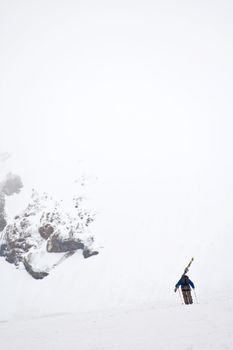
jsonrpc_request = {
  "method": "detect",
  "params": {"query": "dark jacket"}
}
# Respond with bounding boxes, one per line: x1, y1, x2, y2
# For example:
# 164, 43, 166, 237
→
175, 275, 195, 290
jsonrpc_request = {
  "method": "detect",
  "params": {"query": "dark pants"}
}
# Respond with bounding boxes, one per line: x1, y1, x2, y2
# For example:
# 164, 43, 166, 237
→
181, 287, 193, 304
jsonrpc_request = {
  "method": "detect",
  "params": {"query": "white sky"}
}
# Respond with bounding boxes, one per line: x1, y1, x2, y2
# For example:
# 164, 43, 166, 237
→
1, 0, 233, 296
1, 0, 232, 163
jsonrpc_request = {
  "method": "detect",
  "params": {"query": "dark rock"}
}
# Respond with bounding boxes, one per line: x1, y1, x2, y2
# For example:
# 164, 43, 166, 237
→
39, 224, 54, 240
23, 258, 49, 280
10, 239, 33, 252
5, 248, 23, 265
20, 219, 30, 230
1, 236, 34, 265
0, 215, 7, 232
83, 249, 99, 259
47, 235, 85, 253
0, 244, 7, 257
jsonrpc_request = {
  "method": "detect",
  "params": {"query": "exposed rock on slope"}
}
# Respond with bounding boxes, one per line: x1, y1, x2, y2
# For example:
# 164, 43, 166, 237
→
0, 189, 98, 279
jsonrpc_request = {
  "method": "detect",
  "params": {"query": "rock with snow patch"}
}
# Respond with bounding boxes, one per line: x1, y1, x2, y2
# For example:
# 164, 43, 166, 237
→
23, 257, 49, 280
0, 189, 98, 279
47, 235, 85, 253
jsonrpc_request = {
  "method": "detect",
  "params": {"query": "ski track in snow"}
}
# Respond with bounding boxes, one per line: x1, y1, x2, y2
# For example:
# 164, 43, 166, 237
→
0, 294, 233, 350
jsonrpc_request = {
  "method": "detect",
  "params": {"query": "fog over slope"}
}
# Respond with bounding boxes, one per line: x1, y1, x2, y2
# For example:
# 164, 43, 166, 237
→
1, 0, 233, 321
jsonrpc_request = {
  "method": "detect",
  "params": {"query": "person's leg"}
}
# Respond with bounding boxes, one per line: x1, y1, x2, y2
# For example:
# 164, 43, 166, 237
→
182, 290, 189, 304
187, 290, 193, 304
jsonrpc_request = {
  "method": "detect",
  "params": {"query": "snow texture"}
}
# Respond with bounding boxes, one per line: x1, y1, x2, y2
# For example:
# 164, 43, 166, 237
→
0, 255, 233, 350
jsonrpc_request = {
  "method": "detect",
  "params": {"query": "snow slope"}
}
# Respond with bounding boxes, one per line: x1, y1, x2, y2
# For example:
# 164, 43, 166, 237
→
1, 156, 233, 348
1, 155, 233, 319
0, 291, 233, 350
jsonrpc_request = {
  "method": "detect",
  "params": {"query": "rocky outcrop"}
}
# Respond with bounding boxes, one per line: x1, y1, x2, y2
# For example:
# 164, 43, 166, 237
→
46, 235, 99, 258
0, 190, 99, 279
47, 235, 85, 253
0, 222, 35, 265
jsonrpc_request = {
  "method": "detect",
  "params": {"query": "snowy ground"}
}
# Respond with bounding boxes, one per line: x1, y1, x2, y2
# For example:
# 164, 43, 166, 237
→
1, 291, 233, 350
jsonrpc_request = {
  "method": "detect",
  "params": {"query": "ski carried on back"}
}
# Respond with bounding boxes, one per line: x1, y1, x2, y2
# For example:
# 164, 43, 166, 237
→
183, 257, 194, 276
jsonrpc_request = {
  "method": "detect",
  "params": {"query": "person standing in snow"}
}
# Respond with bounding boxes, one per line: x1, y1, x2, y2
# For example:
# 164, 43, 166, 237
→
174, 275, 195, 304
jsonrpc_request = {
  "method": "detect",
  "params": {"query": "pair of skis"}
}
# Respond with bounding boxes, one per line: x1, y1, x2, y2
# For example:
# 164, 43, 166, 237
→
183, 257, 194, 276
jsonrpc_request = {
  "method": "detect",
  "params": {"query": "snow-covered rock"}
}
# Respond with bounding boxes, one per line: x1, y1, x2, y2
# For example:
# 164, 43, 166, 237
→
0, 188, 98, 279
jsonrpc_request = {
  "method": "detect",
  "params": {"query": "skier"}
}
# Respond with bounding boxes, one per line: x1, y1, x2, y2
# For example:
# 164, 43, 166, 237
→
174, 275, 195, 304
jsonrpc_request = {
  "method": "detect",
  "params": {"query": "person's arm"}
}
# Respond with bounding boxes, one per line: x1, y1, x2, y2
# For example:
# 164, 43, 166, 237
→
174, 279, 181, 292
189, 279, 195, 289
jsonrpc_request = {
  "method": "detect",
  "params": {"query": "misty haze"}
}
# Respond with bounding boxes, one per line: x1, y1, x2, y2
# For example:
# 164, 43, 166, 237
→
1, 0, 233, 349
